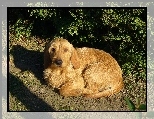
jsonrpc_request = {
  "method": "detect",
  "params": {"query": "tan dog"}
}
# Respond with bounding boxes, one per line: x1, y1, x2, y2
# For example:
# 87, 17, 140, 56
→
43, 38, 123, 98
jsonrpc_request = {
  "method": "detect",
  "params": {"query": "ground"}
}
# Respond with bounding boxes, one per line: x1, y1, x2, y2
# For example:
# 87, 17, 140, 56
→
8, 34, 146, 111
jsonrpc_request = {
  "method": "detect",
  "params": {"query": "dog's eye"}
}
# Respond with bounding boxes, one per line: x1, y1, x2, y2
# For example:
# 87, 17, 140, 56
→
64, 48, 68, 52
51, 48, 56, 52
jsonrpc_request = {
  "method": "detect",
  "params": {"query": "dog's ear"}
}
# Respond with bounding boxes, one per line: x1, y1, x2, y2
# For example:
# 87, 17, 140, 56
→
44, 43, 52, 69
71, 48, 80, 69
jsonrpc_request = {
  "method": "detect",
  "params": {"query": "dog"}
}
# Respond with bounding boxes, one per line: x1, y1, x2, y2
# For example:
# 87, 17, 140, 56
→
43, 38, 123, 98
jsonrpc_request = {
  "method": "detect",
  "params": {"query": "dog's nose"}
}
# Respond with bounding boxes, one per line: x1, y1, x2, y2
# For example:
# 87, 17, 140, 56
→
55, 59, 63, 66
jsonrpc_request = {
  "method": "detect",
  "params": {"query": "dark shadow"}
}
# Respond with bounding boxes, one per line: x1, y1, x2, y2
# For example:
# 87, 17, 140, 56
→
8, 73, 54, 111
31, 19, 56, 39
10, 45, 45, 85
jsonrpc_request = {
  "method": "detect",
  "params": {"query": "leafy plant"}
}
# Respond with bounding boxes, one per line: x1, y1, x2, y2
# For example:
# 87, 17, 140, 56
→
9, 18, 33, 39
125, 97, 146, 111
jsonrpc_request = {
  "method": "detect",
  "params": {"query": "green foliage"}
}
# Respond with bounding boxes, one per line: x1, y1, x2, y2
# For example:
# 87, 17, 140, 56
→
29, 9, 56, 20
125, 97, 136, 111
9, 18, 33, 39
124, 97, 146, 111
8, 8, 146, 83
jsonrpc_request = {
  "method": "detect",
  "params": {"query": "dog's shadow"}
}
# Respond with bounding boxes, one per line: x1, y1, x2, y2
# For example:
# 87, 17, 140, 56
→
10, 45, 45, 84
9, 73, 54, 111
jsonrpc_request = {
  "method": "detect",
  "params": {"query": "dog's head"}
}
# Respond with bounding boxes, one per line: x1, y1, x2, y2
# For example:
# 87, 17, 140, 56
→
44, 38, 80, 69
